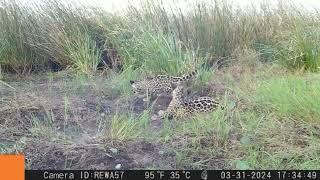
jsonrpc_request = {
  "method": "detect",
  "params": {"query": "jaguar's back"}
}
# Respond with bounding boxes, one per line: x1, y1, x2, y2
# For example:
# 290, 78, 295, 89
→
160, 82, 220, 119
130, 70, 197, 99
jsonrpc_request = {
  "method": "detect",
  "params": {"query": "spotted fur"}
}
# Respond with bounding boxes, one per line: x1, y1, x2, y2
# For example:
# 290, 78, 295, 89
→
160, 82, 219, 119
130, 70, 197, 100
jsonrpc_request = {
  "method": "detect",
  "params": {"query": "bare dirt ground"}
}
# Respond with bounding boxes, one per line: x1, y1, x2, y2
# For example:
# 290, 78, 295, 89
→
0, 72, 231, 170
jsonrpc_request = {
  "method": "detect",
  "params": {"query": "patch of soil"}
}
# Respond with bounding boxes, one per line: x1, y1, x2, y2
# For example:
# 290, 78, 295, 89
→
124, 141, 176, 169
131, 94, 172, 116
25, 139, 175, 170
131, 97, 146, 115
152, 95, 172, 114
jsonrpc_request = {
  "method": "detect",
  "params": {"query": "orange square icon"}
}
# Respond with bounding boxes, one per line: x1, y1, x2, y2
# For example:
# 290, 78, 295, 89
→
0, 154, 25, 180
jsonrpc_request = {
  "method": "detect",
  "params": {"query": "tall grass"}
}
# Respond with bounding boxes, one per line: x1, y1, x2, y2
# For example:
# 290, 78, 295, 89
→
125, 1, 278, 56
0, 0, 43, 73
106, 26, 197, 74
119, 0, 320, 71
0, 0, 107, 75
64, 31, 101, 75
276, 25, 320, 71
1, 0, 320, 74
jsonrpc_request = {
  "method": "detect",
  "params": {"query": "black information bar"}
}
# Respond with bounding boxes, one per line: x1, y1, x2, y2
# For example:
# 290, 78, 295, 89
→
25, 170, 320, 180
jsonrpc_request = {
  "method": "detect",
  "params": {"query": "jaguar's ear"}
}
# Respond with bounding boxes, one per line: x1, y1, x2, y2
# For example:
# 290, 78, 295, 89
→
129, 80, 135, 84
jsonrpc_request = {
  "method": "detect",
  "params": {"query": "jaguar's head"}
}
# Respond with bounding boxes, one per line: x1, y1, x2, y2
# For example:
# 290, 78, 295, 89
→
130, 80, 146, 97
